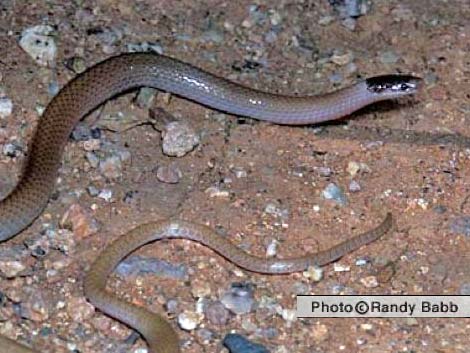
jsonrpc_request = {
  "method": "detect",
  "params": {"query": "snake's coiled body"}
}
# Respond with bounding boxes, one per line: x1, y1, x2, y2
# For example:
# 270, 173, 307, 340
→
0, 52, 419, 353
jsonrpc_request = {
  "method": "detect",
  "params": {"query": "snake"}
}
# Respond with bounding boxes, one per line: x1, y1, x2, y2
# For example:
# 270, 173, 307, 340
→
0, 52, 420, 353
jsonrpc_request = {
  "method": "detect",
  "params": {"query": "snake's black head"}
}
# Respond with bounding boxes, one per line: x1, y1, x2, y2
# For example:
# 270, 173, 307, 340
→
366, 75, 422, 97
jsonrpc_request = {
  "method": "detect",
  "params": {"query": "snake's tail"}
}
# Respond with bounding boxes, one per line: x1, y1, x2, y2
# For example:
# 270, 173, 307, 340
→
84, 213, 393, 353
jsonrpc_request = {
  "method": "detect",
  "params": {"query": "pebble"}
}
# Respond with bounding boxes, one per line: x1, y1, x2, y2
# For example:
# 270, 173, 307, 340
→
97, 189, 113, 202
60, 204, 99, 239
0, 96, 13, 118
196, 328, 214, 344
265, 240, 278, 257
191, 279, 212, 298
281, 308, 296, 324
349, 180, 361, 192
347, 161, 370, 177
135, 87, 158, 109
223, 333, 270, 353
3, 142, 22, 157
449, 216, 470, 237
205, 186, 230, 198
221, 283, 255, 314
127, 41, 163, 55
315, 166, 332, 177
19, 25, 57, 66
177, 310, 203, 331
83, 138, 101, 151
204, 301, 230, 325
264, 203, 289, 220
115, 255, 187, 280
341, 18, 357, 31
48, 80, 59, 96
65, 56, 87, 74
162, 121, 200, 157
0, 261, 26, 278
66, 297, 95, 322
322, 183, 348, 206
333, 263, 351, 272
71, 123, 98, 141
87, 185, 100, 197
86, 152, 99, 168
360, 275, 379, 288
99, 156, 122, 180
156, 165, 182, 184
302, 265, 323, 282
330, 51, 354, 66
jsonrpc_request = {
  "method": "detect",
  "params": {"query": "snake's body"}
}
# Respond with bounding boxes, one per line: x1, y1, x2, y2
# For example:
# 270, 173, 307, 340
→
0, 53, 419, 353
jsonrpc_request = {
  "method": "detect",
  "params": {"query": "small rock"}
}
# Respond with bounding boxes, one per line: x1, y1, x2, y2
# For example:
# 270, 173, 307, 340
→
48, 80, 59, 96
3, 142, 22, 157
302, 265, 323, 282
99, 156, 122, 180
87, 185, 100, 197
19, 25, 57, 67
360, 276, 379, 288
191, 279, 212, 298
83, 138, 101, 151
135, 87, 158, 109
65, 56, 87, 74
347, 161, 370, 177
156, 165, 182, 184
223, 333, 270, 353
280, 308, 296, 323
265, 240, 278, 257
71, 123, 94, 141
0, 261, 26, 278
98, 189, 113, 202
162, 121, 200, 157
86, 152, 99, 168
322, 183, 348, 206
177, 310, 203, 331
341, 18, 357, 31
333, 263, 351, 272
349, 180, 361, 192
127, 41, 163, 55
60, 204, 98, 239
67, 297, 95, 322
204, 301, 230, 325
205, 186, 230, 198
221, 283, 255, 315
405, 317, 419, 326
330, 51, 353, 66
0, 96, 13, 118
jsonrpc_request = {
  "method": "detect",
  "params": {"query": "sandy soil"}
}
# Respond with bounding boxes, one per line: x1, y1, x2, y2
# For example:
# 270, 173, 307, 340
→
0, 0, 469, 352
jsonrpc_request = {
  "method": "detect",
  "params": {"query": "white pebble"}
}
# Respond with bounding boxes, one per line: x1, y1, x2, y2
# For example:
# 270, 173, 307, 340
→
0, 97, 13, 118
177, 310, 203, 331
19, 25, 57, 66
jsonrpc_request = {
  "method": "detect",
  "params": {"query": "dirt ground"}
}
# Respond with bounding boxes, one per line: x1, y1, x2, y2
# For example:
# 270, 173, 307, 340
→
0, 0, 469, 352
